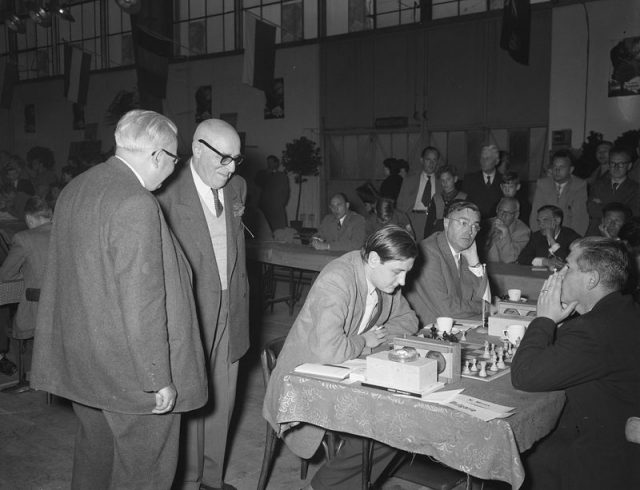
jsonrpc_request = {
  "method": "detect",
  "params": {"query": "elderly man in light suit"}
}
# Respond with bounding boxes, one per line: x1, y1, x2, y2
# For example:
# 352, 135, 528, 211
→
158, 119, 249, 490
31, 110, 207, 490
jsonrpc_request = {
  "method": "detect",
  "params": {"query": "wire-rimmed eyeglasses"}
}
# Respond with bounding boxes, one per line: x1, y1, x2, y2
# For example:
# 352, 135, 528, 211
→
198, 139, 244, 166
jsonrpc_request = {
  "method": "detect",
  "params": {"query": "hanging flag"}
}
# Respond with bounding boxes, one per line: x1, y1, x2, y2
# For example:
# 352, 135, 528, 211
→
0, 58, 18, 109
64, 45, 91, 105
242, 13, 276, 92
500, 0, 531, 66
131, 0, 172, 106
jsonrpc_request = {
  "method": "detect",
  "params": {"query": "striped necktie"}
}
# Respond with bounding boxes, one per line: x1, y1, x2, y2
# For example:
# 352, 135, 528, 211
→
211, 188, 223, 217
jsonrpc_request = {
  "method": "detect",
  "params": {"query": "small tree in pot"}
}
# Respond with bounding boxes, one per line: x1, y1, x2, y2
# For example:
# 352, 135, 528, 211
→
281, 136, 322, 229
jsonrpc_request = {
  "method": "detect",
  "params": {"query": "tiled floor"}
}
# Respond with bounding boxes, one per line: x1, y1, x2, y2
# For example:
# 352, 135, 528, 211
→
0, 289, 494, 490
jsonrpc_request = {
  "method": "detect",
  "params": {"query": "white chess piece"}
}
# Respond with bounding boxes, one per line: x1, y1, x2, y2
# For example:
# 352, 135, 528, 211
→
461, 330, 467, 342
483, 343, 490, 359
470, 358, 478, 372
463, 360, 471, 374
490, 360, 498, 372
497, 352, 506, 369
479, 361, 488, 377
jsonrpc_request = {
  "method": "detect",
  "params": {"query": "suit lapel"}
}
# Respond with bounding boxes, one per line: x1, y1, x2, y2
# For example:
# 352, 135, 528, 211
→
223, 182, 238, 280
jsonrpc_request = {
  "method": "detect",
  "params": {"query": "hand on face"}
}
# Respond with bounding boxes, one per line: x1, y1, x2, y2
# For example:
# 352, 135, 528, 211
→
536, 272, 578, 324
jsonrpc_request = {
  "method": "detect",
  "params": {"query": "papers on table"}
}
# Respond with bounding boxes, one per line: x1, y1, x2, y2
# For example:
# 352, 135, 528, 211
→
444, 394, 515, 421
293, 363, 351, 380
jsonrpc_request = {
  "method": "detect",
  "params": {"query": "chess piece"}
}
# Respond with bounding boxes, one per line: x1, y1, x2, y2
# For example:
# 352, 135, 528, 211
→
479, 361, 487, 377
483, 342, 490, 359
461, 330, 467, 342
470, 358, 478, 372
463, 360, 470, 374
490, 360, 498, 372
497, 352, 506, 369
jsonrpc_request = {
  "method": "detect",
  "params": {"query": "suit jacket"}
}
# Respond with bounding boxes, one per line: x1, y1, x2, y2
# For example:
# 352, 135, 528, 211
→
483, 218, 530, 264
405, 232, 487, 326
511, 292, 640, 489
461, 171, 503, 219
157, 163, 250, 363
31, 157, 207, 413
0, 222, 51, 339
530, 176, 589, 235
380, 174, 403, 201
396, 171, 442, 235
517, 227, 581, 265
587, 176, 640, 235
317, 210, 365, 251
262, 251, 418, 458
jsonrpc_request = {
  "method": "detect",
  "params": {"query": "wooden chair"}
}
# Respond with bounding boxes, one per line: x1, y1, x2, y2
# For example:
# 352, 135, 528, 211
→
257, 336, 338, 490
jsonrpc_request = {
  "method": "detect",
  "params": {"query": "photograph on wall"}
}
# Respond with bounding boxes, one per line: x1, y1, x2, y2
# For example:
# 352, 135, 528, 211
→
608, 35, 640, 97
195, 85, 212, 123
24, 104, 35, 133
264, 77, 284, 119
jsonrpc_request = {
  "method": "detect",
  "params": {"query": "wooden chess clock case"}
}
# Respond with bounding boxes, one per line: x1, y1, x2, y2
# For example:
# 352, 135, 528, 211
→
488, 299, 537, 337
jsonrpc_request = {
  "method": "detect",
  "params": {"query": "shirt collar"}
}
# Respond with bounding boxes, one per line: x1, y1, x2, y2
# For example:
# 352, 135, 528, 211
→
115, 155, 145, 187
191, 160, 224, 200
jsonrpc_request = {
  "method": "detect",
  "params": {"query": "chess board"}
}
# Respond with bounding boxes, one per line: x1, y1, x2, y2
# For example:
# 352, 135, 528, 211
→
460, 341, 513, 382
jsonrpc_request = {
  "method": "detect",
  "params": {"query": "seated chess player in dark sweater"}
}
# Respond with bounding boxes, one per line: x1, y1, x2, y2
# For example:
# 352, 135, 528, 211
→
312, 192, 365, 251
517, 205, 581, 269
511, 237, 640, 490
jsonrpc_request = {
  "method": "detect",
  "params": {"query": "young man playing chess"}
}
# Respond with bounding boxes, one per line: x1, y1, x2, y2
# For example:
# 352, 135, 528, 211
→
263, 225, 419, 489
511, 237, 640, 490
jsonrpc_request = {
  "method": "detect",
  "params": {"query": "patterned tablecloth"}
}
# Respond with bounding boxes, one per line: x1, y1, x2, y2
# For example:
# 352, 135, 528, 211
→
276, 371, 565, 488
0, 280, 24, 306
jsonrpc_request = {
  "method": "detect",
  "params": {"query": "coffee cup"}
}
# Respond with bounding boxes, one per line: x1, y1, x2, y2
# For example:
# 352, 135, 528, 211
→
436, 317, 454, 334
503, 324, 525, 345
507, 289, 522, 302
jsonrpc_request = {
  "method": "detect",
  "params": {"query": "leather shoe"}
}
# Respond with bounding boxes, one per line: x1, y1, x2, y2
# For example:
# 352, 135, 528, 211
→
200, 484, 237, 490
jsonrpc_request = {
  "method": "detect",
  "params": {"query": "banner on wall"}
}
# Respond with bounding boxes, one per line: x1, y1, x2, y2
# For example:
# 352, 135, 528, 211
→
608, 36, 640, 97
500, 0, 531, 66
0, 58, 17, 109
242, 12, 276, 92
64, 45, 91, 105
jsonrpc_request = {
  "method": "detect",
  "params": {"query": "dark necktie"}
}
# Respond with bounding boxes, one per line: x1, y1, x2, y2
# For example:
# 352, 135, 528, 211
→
363, 290, 383, 333
211, 188, 223, 217
486, 175, 491, 186
337, 219, 342, 231
421, 175, 432, 207
612, 182, 619, 192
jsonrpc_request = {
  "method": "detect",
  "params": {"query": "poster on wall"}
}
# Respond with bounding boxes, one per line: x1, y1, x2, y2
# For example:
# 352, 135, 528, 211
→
608, 36, 640, 97
264, 77, 284, 119
195, 85, 212, 123
24, 104, 35, 133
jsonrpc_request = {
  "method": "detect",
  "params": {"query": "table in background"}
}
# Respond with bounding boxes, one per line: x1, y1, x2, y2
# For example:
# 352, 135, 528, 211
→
486, 262, 548, 299
276, 336, 565, 489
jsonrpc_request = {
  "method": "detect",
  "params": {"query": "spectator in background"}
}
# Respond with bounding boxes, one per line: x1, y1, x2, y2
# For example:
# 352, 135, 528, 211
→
597, 202, 632, 239
587, 146, 639, 236
380, 158, 403, 202
26, 146, 57, 199
461, 144, 504, 220
518, 205, 581, 269
2, 157, 35, 195
431, 164, 467, 234
396, 146, 442, 239
619, 216, 640, 301
397, 159, 409, 179
60, 165, 81, 187
530, 149, 589, 236
500, 171, 531, 223
312, 193, 366, 251
586, 141, 613, 187
0, 196, 52, 356
255, 154, 289, 232
497, 150, 510, 175
482, 197, 530, 264
365, 198, 413, 238
356, 182, 379, 220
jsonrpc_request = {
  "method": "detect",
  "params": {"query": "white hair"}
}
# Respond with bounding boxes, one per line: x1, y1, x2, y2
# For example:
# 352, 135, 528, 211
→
114, 109, 177, 152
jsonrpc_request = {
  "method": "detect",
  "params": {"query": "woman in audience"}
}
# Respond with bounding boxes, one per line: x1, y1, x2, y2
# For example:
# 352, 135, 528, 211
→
365, 197, 413, 237
380, 158, 403, 202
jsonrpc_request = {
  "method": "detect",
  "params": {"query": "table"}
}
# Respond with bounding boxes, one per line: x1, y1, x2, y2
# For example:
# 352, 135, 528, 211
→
276, 344, 565, 489
486, 262, 548, 300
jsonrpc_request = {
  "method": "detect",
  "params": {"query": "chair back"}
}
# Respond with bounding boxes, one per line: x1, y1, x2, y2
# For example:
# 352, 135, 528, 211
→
261, 336, 287, 388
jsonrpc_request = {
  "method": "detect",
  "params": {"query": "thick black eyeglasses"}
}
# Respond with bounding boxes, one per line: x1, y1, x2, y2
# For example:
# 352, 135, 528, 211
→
152, 148, 180, 165
198, 139, 244, 166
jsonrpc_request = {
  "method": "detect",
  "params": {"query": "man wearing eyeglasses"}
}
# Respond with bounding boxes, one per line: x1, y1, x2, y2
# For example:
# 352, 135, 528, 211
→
482, 197, 530, 263
405, 201, 489, 327
587, 145, 639, 236
158, 118, 249, 490
30, 110, 207, 489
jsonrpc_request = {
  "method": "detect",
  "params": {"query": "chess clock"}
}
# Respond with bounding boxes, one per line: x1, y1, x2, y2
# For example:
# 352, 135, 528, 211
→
392, 336, 462, 384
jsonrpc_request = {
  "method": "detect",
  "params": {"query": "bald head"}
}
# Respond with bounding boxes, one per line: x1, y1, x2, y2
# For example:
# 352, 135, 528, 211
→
191, 119, 242, 189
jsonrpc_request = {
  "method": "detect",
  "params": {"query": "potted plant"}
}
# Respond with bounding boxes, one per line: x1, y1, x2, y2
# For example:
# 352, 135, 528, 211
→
281, 136, 322, 230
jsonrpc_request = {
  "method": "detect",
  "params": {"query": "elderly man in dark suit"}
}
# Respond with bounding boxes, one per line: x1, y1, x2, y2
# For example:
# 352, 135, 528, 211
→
312, 192, 365, 251
158, 119, 249, 490
30, 110, 207, 490
512, 237, 640, 489
461, 144, 504, 219
396, 146, 442, 238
